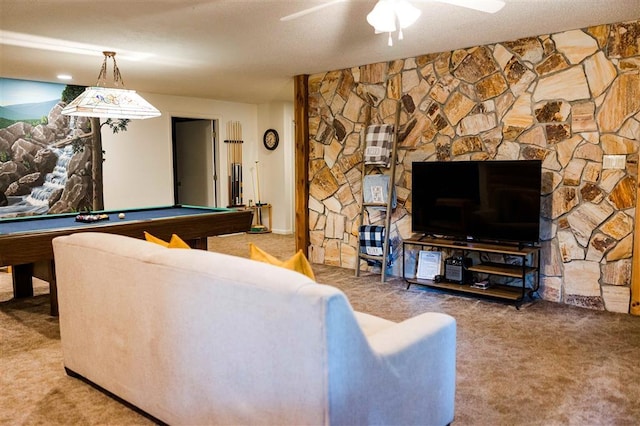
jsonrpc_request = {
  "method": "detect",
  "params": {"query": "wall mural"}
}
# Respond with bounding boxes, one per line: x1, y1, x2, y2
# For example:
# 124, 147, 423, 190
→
0, 77, 100, 219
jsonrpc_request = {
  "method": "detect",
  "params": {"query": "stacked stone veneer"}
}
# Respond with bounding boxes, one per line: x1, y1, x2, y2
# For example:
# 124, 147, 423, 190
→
307, 19, 640, 313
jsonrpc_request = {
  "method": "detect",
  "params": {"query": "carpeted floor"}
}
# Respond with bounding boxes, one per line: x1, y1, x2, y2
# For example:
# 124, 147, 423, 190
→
2, 232, 639, 425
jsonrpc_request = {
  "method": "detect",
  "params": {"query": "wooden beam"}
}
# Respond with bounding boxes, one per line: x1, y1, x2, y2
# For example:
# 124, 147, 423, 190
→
294, 75, 310, 255
631, 184, 640, 315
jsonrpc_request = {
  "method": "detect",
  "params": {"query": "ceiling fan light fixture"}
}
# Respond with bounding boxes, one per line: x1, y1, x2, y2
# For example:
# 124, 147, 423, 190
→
367, 0, 397, 33
61, 51, 161, 120
395, 0, 421, 28
368, 0, 421, 46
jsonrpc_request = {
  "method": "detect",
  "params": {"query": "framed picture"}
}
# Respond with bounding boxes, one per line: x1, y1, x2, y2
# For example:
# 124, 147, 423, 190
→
417, 250, 442, 280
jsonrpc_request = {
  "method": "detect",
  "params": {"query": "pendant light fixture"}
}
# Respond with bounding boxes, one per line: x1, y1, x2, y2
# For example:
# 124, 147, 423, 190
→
61, 51, 161, 120
366, 0, 422, 46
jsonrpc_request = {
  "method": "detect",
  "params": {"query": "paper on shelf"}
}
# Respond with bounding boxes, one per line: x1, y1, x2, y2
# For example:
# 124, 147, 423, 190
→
417, 250, 442, 280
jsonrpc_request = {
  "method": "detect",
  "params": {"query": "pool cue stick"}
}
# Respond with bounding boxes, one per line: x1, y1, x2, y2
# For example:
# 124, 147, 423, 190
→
227, 122, 231, 206
254, 160, 265, 228
233, 124, 238, 205
232, 123, 237, 206
239, 124, 243, 205
234, 123, 237, 205
234, 141, 239, 205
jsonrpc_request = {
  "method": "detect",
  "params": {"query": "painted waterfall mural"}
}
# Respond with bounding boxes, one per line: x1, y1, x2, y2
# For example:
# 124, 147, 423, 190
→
0, 78, 98, 218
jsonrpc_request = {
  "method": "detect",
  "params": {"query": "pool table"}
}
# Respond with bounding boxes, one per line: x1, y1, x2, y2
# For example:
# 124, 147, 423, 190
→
0, 205, 253, 315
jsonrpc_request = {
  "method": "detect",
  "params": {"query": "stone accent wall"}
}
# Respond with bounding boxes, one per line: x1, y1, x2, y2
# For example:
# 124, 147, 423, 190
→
307, 19, 640, 313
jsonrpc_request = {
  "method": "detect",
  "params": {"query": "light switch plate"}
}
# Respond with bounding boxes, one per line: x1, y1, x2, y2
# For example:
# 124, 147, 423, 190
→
603, 155, 626, 169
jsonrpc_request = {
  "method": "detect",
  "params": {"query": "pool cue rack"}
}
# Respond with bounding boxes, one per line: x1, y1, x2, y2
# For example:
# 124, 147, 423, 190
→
225, 121, 244, 207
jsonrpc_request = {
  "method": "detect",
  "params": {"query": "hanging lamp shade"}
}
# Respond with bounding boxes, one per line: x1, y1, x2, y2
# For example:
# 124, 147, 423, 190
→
61, 51, 160, 120
62, 86, 161, 119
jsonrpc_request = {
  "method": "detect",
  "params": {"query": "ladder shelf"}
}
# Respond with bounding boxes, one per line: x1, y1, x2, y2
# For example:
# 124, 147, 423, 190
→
355, 104, 401, 283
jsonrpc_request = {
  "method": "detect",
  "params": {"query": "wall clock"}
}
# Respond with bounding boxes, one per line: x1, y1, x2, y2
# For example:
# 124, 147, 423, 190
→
263, 129, 279, 150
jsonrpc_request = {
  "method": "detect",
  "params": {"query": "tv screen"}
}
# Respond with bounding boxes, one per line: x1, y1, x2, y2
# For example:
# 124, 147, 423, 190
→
411, 160, 542, 244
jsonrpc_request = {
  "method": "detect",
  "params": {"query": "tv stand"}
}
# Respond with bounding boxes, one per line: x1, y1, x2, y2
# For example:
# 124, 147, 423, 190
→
403, 235, 540, 308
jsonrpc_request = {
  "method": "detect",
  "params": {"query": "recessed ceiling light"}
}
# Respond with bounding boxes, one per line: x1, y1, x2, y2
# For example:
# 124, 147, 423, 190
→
57, 74, 73, 80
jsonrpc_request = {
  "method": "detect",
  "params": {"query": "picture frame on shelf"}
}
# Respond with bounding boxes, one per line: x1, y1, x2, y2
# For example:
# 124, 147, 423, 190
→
417, 250, 442, 280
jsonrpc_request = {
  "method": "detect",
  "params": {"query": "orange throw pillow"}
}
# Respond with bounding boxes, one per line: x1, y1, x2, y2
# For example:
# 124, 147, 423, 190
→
249, 243, 315, 280
144, 232, 191, 249
168, 234, 191, 249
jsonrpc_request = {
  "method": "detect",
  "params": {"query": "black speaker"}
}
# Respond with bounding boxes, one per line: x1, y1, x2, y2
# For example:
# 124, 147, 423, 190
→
444, 256, 471, 284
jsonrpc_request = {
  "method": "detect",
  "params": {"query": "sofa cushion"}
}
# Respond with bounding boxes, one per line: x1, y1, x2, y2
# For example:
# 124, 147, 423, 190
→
249, 243, 315, 280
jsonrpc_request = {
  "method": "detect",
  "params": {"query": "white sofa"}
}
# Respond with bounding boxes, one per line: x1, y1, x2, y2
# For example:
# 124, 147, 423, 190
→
52, 232, 456, 425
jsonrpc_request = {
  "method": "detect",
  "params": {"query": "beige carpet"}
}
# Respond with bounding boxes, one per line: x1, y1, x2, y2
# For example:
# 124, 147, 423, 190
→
2, 232, 639, 425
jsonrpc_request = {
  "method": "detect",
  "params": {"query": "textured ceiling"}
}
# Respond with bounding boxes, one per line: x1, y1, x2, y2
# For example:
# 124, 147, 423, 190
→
1, 0, 639, 104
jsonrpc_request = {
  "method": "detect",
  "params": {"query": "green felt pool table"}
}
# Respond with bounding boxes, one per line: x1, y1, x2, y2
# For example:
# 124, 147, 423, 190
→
0, 205, 253, 315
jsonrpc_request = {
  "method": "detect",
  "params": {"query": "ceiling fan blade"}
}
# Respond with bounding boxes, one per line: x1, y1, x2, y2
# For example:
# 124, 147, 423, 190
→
280, 0, 348, 21
431, 0, 505, 13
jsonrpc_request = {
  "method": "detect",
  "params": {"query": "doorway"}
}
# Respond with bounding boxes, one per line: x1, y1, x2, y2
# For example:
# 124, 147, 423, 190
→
171, 117, 218, 207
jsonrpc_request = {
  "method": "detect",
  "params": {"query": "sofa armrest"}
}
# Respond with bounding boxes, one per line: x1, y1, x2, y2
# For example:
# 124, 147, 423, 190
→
366, 312, 456, 425
367, 312, 456, 354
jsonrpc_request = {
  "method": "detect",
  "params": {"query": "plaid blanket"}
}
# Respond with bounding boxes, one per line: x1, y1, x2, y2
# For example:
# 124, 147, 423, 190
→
364, 124, 393, 166
359, 225, 395, 266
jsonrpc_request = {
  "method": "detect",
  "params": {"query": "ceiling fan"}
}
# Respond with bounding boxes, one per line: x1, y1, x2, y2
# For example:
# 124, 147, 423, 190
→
281, 0, 506, 45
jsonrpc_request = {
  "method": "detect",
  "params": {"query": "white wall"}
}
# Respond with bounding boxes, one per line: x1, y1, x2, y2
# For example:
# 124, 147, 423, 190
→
257, 101, 294, 234
101, 92, 294, 234
101, 92, 259, 211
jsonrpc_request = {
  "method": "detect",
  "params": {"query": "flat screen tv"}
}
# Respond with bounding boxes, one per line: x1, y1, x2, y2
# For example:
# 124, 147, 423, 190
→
412, 160, 542, 245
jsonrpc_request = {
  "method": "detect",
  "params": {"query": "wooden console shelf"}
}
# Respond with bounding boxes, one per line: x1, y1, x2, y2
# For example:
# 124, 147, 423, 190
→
403, 235, 540, 308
